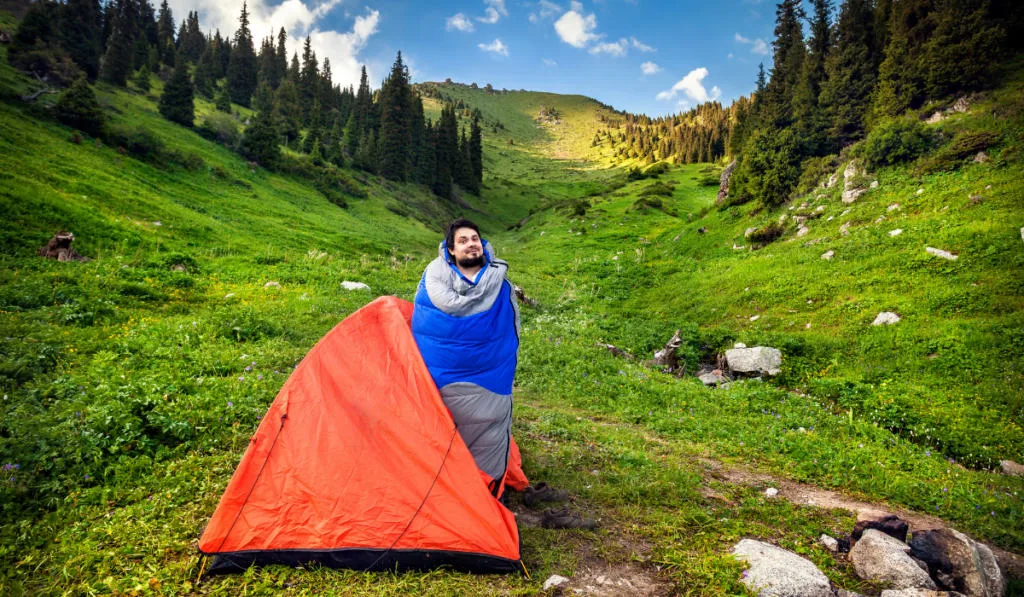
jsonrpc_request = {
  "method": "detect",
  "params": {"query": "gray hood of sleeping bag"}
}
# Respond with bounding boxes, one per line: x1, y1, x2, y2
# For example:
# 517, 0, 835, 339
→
410, 240, 520, 483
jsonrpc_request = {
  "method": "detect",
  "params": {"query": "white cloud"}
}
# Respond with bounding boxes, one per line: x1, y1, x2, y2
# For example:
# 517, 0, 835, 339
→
478, 38, 509, 56
477, 0, 509, 24
554, 9, 599, 48
589, 37, 628, 56
641, 61, 661, 75
656, 67, 721, 103
529, 0, 563, 22
735, 32, 770, 56
446, 13, 475, 32
570, 0, 583, 11
727, 52, 734, 59
630, 37, 655, 52
543, 58, 558, 67
167, 0, 376, 90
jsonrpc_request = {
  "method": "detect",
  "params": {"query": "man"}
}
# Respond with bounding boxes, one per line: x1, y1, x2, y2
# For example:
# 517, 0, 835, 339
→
411, 218, 520, 495
411, 219, 594, 528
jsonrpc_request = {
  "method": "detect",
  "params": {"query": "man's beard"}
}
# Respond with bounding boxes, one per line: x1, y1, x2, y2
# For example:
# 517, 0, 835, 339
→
456, 254, 484, 269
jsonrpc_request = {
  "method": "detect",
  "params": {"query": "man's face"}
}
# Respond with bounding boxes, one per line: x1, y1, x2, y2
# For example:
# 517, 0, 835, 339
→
449, 227, 484, 269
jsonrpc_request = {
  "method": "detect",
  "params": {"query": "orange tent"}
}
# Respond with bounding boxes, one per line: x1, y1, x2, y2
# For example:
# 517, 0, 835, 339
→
199, 296, 525, 574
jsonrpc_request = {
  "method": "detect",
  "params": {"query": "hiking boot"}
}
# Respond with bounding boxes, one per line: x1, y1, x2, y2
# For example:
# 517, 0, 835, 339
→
541, 507, 597, 530
524, 482, 569, 508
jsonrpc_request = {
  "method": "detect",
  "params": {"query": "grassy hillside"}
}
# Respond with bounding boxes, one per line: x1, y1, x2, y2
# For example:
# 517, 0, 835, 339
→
1, 23, 1022, 596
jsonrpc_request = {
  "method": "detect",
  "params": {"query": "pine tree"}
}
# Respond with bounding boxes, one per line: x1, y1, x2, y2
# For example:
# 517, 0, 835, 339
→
273, 79, 302, 145
469, 112, 483, 188
60, 0, 103, 80
194, 43, 219, 98
760, 0, 805, 128
378, 52, 413, 181
299, 36, 319, 125
215, 30, 230, 78
920, 0, 1005, 99
792, 0, 832, 156
132, 63, 151, 92
156, 0, 174, 66
227, 2, 257, 107
354, 128, 378, 172
241, 104, 281, 169
287, 51, 300, 84
100, 0, 134, 86
820, 0, 878, 147
215, 83, 232, 112
432, 103, 458, 198
275, 28, 288, 88
57, 76, 106, 136
257, 36, 278, 90
159, 56, 194, 127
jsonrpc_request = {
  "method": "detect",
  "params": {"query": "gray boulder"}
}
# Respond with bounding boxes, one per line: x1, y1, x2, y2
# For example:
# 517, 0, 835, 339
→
732, 539, 833, 597
999, 460, 1023, 476
851, 530, 937, 590
853, 514, 909, 543
725, 347, 782, 376
909, 528, 1004, 597
880, 591, 965, 597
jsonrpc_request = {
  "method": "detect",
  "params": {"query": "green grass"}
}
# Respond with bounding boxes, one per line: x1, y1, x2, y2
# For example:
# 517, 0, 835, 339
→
1, 31, 1023, 596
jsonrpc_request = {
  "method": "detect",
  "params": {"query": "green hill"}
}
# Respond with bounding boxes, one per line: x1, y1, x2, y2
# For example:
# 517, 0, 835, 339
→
1, 20, 1023, 597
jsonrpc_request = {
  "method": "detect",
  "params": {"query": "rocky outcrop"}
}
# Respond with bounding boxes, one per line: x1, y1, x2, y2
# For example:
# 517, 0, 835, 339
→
732, 539, 834, 597
853, 514, 909, 543
909, 529, 1005, 597
38, 231, 89, 262
725, 347, 782, 376
851, 530, 937, 590
872, 312, 901, 326
717, 160, 737, 204
842, 161, 868, 204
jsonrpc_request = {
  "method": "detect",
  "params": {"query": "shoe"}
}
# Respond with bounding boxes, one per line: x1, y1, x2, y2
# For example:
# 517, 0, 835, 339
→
524, 482, 569, 508
541, 507, 597, 530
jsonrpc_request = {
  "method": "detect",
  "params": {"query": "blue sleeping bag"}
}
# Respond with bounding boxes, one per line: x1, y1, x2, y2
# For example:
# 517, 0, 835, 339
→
411, 240, 520, 483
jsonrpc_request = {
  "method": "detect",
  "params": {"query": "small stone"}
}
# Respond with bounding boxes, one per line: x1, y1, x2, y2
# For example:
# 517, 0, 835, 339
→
888, 203, 901, 212
973, 151, 989, 163
263, 281, 280, 288
890, 229, 903, 237
876, 216, 886, 224
749, 315, 760, 322
779, 214, 788, 224
765, 487, 779, 498
745, 227, 758, 238
543, 574, 570, 591
733, 244, 746, 250
673, 234, 680, 242
341, 281, 371, 291
872, 312, 901, 326
926, 247, 958, 261
797, 226, 810, 237
916, 188, 924, 195
820, 534, 839, 552
805, 323, 812, 329
1000, 460, 1024, 476
815, 205, 826, 213
870, 180, 879, 189
224, 293, 236, 299
841, 208, 852, 216
840, 222, 851, 236
153, 221, 162, 226
821, 250, 834, 260
827, 216, 834, 222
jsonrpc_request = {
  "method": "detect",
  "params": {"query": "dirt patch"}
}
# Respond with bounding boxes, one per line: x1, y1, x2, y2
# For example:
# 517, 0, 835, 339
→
552, 563, 672, 596
704, 462, 1024, 579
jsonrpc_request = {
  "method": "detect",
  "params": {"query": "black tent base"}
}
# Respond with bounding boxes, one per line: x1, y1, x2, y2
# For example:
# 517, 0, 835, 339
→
203, 547, 523, 576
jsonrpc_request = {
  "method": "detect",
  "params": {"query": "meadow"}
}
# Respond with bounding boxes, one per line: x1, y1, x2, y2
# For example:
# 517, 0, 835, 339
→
1, 29, 1022, 595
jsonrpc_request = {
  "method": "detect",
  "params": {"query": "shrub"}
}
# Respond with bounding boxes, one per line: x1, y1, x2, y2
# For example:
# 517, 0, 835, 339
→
862, 118, 934, 169
197, 112, 241, 147
731, 127, 802, 207
639, 181, 674, 197
747, 221, 786, 247
56, 77, 105, 137
917, 130, 1000, 174
105, 126, 164, 160
795, 154, 839, 196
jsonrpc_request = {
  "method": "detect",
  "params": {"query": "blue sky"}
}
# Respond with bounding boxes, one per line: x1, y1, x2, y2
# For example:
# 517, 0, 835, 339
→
169, 0, 779, 117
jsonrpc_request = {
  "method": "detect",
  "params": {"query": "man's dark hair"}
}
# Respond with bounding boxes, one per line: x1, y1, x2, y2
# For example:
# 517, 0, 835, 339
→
445, 218, 480, 251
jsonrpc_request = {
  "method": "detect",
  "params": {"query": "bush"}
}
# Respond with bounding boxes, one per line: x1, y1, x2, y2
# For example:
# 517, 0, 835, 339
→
197, 112, 241, 147
917, 130, 999, 174
795, 154, 839, 196
862, 118, 934, 169
639, 181, 674, 197
56, 77, 105, 137
105, 126, 164, 160
731, 127, 802, 207
747, 221, 786, 247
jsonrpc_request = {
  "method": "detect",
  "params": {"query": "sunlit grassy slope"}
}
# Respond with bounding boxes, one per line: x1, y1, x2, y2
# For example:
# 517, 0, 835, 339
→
1, 28, 1022, 595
